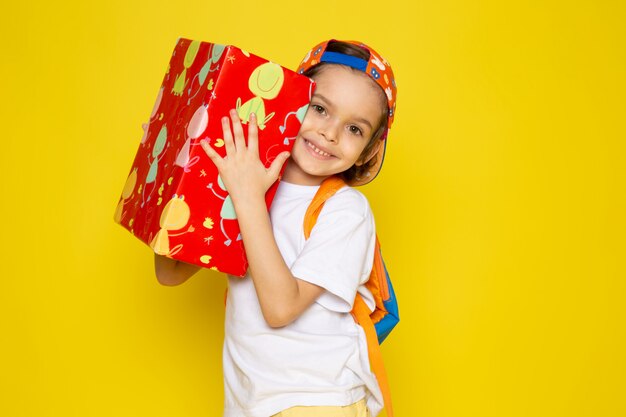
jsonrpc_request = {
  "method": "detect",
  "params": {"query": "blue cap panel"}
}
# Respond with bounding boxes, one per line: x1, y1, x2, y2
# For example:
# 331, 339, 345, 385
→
320, 51, 368, 72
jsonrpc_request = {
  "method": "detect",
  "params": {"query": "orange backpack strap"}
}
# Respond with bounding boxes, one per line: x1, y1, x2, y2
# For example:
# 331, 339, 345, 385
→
304, 175, 394, 417
353, 294, 394, 417
303, 176, 346, 239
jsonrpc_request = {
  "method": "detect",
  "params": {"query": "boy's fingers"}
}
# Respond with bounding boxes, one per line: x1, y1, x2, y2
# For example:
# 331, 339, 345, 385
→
247, 113, 259, 156
222, 115, 236, 156
229, 109, 246, 152
200, 139, 223, 170
268, 151, 291, 181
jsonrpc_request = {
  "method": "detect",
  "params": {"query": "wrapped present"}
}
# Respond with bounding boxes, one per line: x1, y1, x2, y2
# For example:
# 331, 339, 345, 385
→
114, 38, 315, 276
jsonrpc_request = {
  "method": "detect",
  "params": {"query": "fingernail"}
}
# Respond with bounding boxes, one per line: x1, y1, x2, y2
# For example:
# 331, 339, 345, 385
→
250, 112, 256, 120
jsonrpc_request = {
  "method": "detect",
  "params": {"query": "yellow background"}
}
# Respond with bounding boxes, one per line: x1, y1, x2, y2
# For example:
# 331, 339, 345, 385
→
1, 0, 624, 416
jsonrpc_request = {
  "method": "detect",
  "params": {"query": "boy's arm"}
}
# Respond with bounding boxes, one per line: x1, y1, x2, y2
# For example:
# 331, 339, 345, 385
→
154, 253, 201, 286
200, 111, 324, 328
235, 193, 325, 328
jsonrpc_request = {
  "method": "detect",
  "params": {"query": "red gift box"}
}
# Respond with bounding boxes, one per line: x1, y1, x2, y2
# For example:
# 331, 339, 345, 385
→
114, 38, 315, 276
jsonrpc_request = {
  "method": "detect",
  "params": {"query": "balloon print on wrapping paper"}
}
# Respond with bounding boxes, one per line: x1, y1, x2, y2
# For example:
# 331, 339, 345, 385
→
187, 43, 226, 105
141, 125, 169, 208
141, 87, 165, 144
114, 168, 138, 224
278, 79, 313, 145
175, 104, 209, 173
172, 40, 201, 97
279, 80, 314, 144
277, 104, 308, 145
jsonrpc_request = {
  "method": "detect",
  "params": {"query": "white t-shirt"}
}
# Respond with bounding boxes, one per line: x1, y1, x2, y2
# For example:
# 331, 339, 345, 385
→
222, 180, 384, 417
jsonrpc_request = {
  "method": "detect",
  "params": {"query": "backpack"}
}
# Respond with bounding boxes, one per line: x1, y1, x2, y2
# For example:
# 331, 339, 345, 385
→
303, 175, 400, 417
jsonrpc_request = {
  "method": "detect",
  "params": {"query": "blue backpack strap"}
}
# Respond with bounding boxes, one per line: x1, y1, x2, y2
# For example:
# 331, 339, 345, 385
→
374, 256, 399, 343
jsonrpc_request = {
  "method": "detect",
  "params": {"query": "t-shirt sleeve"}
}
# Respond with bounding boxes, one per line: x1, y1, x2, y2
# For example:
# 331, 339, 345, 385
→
290, 189, 376, 312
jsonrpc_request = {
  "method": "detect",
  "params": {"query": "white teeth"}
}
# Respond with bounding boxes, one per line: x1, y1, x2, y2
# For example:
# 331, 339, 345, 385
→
306, 140, 331, 157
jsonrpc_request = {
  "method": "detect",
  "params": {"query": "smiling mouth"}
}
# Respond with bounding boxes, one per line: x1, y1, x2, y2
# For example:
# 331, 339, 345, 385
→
304, 139, 333, 158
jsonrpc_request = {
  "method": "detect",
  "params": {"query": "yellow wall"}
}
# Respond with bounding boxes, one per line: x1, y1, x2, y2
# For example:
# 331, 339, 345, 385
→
1, 1, 624, 416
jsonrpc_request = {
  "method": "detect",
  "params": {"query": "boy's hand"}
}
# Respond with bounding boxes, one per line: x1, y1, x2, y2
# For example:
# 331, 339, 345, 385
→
200, 109, 290, 205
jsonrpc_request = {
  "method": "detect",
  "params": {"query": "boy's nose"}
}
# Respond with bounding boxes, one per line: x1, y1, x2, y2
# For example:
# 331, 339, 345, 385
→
319, 120, 339, 143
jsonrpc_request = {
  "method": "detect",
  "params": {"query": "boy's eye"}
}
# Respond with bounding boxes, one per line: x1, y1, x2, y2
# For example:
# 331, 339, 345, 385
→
312, 104, 325, 114
349, 125, 363, 135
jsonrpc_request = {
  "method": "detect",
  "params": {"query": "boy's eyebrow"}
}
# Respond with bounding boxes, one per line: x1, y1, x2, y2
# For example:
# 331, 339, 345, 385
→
313, 94, 333, 108
313, 94, 373, 129
354, 116, 373, 130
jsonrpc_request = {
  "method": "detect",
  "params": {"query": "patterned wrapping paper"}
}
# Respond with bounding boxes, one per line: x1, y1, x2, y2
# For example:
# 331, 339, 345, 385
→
114, 38, 315, 276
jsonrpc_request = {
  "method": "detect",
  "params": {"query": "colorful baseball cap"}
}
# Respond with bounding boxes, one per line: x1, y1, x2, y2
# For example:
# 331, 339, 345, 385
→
296, 39, 397, 186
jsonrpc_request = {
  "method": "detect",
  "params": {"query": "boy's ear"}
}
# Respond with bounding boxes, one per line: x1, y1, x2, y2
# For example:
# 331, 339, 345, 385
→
355, 140, 382, 166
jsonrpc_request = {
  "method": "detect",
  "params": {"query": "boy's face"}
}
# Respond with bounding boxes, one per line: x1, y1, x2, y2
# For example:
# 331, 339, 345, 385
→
282, 65, 385, 186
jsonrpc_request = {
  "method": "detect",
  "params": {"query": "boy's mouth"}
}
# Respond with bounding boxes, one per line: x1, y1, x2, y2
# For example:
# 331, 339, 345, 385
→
304, 139, 334, 159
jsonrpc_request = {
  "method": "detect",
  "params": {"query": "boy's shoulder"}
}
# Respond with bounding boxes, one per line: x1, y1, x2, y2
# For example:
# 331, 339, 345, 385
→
322, 185, 372, 218
333, 184, 369, 201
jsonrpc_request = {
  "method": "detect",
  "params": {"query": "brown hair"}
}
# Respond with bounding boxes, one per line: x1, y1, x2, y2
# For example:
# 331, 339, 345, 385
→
302, 41, 389, 184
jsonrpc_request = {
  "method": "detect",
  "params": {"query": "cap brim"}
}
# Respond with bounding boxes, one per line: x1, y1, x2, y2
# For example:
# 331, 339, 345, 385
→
348, 137, 387, 187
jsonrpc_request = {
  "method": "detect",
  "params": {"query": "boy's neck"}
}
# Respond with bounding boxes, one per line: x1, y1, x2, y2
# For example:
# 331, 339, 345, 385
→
280, 162, 330, 186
